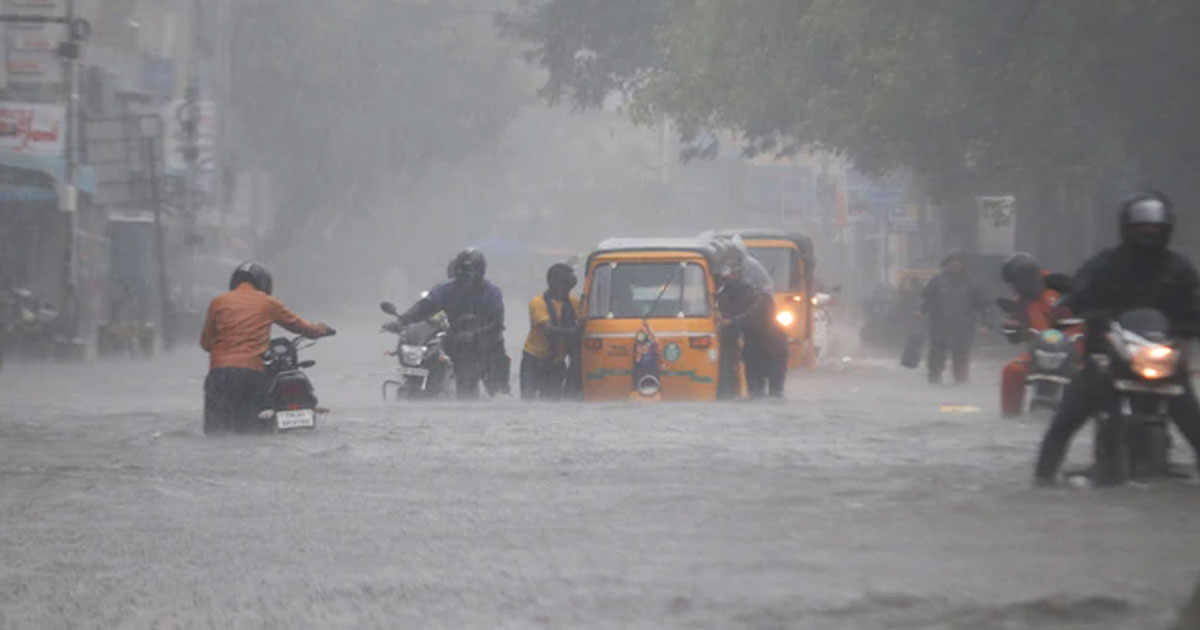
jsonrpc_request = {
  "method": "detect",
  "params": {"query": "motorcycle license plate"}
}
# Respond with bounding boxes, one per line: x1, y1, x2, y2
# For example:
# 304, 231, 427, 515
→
397, 366, 430, 379
275, 409, 315, 430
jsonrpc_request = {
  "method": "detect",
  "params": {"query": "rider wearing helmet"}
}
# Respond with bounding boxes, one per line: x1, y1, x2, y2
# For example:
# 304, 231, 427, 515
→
395, 248, 511, 398
998, 252, 1076, 416
200, 262, 335, 435
1034, 191, 1200, 484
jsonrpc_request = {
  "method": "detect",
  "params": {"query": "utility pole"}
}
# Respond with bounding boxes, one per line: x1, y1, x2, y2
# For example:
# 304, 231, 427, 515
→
214, 0, 231, 251
145, 130, 174, 351
60, 0, 78, 335
170, 0, 203, 349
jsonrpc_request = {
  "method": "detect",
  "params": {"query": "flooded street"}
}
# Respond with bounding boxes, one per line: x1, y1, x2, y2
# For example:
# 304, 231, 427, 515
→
2, 323, 1198, 629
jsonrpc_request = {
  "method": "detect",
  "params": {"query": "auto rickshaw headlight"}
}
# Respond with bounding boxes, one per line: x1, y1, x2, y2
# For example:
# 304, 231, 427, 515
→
775, 310, 796, 327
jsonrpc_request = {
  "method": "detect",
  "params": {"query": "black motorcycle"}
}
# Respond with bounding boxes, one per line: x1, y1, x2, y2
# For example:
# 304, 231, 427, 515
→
1089, 308, 1183, 485
258, 334, 327, 432
380, 301, 453, 399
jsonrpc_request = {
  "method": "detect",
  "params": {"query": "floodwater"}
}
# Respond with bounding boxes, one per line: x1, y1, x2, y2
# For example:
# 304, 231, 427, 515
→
2, 318, 1198, 629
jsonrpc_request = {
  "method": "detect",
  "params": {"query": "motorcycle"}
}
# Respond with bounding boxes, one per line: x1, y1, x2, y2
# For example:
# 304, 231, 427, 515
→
1089, 308, 1184, 485
997, 297, 1082, 414
256, 334, 328, 432
380, 301, 454, 400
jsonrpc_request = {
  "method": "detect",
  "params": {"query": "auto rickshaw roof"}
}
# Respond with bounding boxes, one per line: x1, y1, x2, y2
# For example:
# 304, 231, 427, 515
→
700, 228, 813, 251
588, 238, 719, 265
699, 228, 817, 283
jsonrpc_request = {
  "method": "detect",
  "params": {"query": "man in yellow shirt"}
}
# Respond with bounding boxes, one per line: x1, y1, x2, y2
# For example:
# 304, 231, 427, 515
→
521, 263, 582, 400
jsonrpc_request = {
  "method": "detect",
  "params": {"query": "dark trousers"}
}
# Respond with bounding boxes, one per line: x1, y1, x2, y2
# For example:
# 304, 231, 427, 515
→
928, 332, 972, 383
1035, 363, 1200, 480
448, 338, 511, 399
744, 336, 787, 398
520, 351, 565, 401
717, 329, 742, 400
204, 368, 266, 436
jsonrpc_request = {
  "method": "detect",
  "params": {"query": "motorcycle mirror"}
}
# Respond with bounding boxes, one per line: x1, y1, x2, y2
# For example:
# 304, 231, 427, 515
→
995, 297, 1018, 313
299, 360, 316, 368
380, 301, 398, 315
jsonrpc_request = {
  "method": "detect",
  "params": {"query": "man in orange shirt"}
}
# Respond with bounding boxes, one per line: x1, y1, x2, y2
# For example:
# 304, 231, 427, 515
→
520, 263, 581, 400
999, 253, 1074, 416
199, 262, 334, 435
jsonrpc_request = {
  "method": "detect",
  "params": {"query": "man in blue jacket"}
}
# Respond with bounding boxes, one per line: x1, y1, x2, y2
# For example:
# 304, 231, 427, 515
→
392, 248, 511, 398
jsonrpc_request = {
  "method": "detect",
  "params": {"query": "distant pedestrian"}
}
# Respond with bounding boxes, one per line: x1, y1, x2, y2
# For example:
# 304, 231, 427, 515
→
921, 251, 989, 384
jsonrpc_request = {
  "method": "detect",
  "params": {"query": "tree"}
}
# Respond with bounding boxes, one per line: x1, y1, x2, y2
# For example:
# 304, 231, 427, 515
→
504, 0, 1200, 255
498, 0, 667, 108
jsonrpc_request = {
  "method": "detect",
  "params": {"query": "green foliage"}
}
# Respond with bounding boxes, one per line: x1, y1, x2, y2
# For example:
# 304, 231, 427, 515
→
499, 0, 667, 107
504, 0, 1200, 202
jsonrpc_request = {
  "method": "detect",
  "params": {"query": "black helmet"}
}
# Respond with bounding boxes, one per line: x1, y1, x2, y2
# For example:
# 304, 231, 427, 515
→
547, 262, 577, 290
452, 248, 486, 285
1119, 190, 1174, 252
1001, 252, 1043, 301
230, 261, 273, 295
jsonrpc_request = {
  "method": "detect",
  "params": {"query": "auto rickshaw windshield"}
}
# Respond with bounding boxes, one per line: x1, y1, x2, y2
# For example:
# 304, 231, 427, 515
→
588, 262, 710, 319
748, 246, 802, 291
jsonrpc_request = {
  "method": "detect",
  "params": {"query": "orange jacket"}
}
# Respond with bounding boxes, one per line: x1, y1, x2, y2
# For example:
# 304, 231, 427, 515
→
200, 283, 328, 371
1023, 288, 1061, 330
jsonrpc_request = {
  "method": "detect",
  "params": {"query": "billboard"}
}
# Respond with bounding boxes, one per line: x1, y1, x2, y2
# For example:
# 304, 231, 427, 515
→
0, 101, 64, 155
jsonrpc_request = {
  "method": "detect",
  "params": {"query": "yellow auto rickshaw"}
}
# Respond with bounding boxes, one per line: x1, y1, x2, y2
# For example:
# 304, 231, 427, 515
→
701, 229, 817, 368
580, 238, 734, 402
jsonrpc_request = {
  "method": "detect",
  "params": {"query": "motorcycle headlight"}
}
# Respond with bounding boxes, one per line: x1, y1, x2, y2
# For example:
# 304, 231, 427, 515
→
1130, 344, 1179, 380
271, 342, 290, 356
401, 344, 426, 365
775, 310, 796, 327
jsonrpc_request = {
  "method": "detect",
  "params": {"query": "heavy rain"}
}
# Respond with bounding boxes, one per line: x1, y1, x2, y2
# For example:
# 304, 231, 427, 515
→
2, 1, 1200, 628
